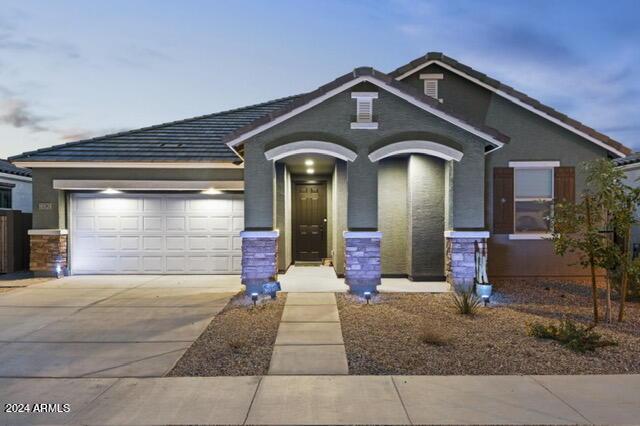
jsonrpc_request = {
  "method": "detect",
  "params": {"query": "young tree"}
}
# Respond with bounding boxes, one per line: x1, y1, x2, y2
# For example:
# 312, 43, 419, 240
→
551, 159, 640, 323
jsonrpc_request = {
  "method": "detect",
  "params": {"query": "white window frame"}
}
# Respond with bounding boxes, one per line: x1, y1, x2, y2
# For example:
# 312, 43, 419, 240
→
508, 161, 559, 240
350, 92, 379, 129
419, 73, 443, 102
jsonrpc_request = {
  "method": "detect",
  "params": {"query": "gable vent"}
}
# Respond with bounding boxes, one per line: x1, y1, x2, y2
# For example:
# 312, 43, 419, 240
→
420, 73, 443, 102
351, 92, 379, 130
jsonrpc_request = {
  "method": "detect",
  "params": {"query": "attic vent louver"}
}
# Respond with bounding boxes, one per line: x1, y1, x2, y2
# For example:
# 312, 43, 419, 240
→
420, 73, 443, 102
350, 92, 379, 130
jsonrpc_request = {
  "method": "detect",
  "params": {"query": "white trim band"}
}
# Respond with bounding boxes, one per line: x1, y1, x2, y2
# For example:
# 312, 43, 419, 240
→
508, 233, 552, 240
264, 141, 358, 162
351, 92, 379, 99
0, 172, 31, 182
28, 229, 69, 236
343, 231, 383, 239
369, 140, 463, 162
509, 161, 560, 168
12, 161, 243, 169
240, 230, 280, 238
350, 122, 379, 130
444, 231, 490, 239
53, 180, 244, 191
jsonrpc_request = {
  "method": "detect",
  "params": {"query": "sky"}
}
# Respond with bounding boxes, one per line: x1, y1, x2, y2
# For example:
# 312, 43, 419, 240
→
0, 0, 639, 159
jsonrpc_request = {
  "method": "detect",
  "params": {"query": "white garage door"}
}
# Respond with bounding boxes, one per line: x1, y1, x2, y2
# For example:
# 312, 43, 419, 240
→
70, 193, 244, 274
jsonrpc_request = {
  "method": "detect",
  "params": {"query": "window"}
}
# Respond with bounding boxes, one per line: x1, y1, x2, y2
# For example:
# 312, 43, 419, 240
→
0, 188, 11, 209
512, 162, 557, 234
350, 92, 378, 129
419, 73, 443, 102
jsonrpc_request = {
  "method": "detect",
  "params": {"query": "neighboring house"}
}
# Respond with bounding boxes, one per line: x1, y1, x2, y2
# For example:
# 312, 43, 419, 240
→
614, 153, 640, 254
0, 159, 32, 213
10, 52, 631, 291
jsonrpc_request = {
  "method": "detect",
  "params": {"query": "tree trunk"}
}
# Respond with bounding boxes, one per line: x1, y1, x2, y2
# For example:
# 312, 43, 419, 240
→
618, 216, 632, 322
585, 196, 599, 324
605, 274, 613, 323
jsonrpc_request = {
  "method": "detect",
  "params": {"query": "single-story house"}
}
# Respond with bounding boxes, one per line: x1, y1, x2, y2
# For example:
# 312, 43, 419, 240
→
10, 52, 631, 292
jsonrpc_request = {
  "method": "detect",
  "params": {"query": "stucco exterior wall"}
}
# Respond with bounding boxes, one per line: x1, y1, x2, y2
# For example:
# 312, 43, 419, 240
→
332, 161, 348, 276
30, 167, 243, 230
408, 154, 445, 279
0, 173, 32, 213
622, 166, 640, 249
242, 82, 489, 231
378, 157, 408, 275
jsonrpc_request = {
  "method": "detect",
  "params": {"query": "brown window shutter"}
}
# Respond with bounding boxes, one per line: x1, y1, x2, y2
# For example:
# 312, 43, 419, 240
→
493, 167, 514, 234
554, 166, 575, 203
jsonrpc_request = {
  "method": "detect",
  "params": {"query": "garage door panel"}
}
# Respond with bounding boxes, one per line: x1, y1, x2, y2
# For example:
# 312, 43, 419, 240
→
71, 194, 243, 274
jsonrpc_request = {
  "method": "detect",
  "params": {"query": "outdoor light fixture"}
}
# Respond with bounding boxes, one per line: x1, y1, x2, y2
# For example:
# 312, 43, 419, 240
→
306, 168, 314, 174
304, 159, 314, 166
202, 187, 221, 195
101, 188, 121, 194
364, 291, 372, 304
251, 292, 259, 306
55, 263, 63, 279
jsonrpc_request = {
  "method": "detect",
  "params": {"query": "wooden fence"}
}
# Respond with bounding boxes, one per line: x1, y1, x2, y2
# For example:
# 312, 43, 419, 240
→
0, 210, 32, 274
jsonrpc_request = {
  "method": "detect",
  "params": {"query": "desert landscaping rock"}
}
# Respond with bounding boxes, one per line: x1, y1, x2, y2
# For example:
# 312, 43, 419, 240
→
337, 280, 640, 375
168, 293, 286, 376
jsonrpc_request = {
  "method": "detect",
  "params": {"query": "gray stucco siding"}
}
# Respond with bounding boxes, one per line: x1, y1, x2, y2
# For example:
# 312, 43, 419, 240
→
30, 167, 244, 230
242, 84, 491, 231
378, 157, 408, 275
484, 95, 610, 230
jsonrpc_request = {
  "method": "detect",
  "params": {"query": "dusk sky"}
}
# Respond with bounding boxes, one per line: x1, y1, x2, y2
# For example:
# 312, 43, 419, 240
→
1, 0, 639, 160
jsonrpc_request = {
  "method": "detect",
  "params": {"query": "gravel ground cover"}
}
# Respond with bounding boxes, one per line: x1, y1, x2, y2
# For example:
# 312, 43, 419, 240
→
168, 292, 286, 376
337, 281, 640, 375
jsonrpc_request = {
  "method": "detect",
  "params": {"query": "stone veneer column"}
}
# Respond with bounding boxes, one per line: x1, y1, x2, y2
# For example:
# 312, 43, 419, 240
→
241, 230, 279, 294
444, 231, 489, 290
343, 231, 382, 294
28, 229, 68, 277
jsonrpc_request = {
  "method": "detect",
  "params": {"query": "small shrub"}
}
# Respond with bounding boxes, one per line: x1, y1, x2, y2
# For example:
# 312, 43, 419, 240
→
418, 328, 449, 346
226, 336, 247, 353
527, 319, 617, 353
450, 290, 482, 315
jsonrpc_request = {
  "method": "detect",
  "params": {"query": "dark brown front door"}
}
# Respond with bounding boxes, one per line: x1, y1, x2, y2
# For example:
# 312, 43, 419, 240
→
294, 183, 326, 261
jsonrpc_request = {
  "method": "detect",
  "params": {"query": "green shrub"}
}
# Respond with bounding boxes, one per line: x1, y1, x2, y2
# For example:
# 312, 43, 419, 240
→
527, 319, 617, 353
450, 290, 482, 315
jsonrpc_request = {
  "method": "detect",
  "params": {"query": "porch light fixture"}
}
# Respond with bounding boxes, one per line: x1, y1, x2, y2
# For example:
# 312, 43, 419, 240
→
101, 188, 121, 194
364, 291, 372, 304
202, 187, 222, 195
251, 292, 259, 306
304, 159, 314, 166
306, 168, 314, 174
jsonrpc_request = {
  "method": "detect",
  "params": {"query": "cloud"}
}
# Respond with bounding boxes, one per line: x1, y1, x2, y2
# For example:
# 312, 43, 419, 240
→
58, 128, 96, 142
114, 45, 171, 69
0, 31, 81, 60
0, 98, 47, 132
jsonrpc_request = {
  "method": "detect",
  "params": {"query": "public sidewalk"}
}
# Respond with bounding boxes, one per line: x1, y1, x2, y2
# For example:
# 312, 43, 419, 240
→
1, 374, 639, 425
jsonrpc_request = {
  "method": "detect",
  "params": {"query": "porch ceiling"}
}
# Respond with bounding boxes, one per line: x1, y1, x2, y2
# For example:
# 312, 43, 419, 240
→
280, 154, 336, 175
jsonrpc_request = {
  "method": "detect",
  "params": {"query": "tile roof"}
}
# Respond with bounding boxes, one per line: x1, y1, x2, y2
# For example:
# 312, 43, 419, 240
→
613, 152, 640, 167
9, 95, 302, 163
389, 52, 631, 156
0, 159, 31, 177
223, 67, 510, 147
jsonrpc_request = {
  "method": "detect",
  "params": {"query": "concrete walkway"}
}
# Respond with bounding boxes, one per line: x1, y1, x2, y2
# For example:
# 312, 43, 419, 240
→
280, 265, 450, 293
1, 374, 638, 425
269, 292, 348, 375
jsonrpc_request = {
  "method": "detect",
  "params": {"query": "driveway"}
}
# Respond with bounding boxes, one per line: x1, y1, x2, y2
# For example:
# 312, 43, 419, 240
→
0, 275, 240, 378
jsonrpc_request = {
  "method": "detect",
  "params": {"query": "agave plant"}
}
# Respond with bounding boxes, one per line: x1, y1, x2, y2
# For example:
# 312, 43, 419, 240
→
450, 289, 482, 315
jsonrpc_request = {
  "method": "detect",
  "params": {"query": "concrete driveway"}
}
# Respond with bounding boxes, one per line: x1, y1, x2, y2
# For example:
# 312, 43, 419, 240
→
0, 275, 240, 378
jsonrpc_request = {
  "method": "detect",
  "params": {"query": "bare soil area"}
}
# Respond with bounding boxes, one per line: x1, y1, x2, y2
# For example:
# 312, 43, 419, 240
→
337, 281, 640, 375
168, 292, 286, 376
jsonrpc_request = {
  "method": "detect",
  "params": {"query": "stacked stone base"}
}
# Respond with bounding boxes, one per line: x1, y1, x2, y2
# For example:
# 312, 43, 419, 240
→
241, 231, 279, 294
344, 231, 381, 294
445, 233, 488, 291
29, 230, 68, 277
